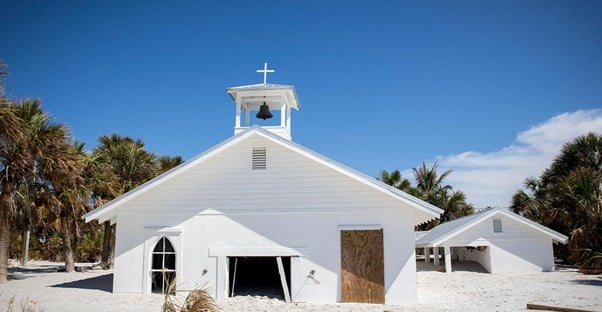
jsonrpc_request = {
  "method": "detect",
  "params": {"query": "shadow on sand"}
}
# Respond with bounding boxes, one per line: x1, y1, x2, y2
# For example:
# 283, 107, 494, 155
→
50, 273, 113, 292
416, 260, 488, 273
571, 276, 602, 287
9, 265, 62, 274
8, 265, 63, 280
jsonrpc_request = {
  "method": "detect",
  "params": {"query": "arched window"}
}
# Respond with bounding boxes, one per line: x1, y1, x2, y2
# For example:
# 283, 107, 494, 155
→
151, 237, 176, 294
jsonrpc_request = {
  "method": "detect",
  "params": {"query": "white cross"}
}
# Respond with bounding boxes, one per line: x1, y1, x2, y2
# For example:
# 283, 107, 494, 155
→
256, 63, 274, 84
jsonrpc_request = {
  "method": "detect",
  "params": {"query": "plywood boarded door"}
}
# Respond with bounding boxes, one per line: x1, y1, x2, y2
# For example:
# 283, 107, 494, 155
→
341, 229, 384, 303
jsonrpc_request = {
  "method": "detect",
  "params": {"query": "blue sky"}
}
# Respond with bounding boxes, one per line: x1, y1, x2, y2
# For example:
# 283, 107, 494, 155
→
1, 1, 601, 208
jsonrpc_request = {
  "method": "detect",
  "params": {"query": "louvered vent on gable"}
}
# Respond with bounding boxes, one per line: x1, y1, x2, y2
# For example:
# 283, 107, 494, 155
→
252, 147, 267, 170
493, 218, 503, 233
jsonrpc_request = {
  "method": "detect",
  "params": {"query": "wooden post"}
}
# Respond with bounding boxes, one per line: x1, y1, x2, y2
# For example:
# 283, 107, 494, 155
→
286, 105, 291, 133
216, 256, 228, 299
230, 258, 238, 297
444, 245, 452, 273
235, 97, 241, 128
424, 247, 430, 263
276, 257, 291, 303
280, 102, 286, 127
433, 247, 440, 266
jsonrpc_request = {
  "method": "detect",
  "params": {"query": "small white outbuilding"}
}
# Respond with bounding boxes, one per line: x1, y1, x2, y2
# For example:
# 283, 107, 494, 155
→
415, 208, 568, 273
84, 67, 442, 305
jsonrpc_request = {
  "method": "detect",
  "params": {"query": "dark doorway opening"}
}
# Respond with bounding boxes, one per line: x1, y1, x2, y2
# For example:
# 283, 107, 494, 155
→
228, 257, 291, 300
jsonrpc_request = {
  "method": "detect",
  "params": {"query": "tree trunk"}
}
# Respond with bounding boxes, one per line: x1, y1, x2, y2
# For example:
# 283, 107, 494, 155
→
101, 221, 112, 268
60, 215, 75, 273
109, 224, 117, 268
0, 191, 12, 283
108, 223, 116, 269
20, 227, 30, 267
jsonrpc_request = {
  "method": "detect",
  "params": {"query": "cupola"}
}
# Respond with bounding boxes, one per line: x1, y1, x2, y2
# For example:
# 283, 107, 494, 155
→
226, 63, 300, 140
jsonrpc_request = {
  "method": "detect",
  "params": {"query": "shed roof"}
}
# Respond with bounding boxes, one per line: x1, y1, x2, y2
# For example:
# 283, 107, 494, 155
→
83, 126, 443, 225
415, 208, 568, 247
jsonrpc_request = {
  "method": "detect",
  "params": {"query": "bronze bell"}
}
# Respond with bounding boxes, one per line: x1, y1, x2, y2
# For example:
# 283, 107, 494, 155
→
256, 102, 273, 120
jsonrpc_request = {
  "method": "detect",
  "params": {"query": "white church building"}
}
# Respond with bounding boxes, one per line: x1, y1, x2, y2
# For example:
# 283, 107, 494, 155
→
416, 208, 568, 274
84, 65, 443, 305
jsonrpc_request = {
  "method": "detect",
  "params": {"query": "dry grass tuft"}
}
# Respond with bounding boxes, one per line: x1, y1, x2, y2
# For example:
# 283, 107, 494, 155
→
3, 296, 45, 312
180, 288, 220, 312
161, 274, 220, 312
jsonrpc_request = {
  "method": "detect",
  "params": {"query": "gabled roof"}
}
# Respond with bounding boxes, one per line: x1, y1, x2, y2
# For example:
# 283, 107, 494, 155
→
83, 126, 443, 224
227, 83, 295, 91
415, 208, 568, 247
415, 231, 429, 240
226, 83, 300, 109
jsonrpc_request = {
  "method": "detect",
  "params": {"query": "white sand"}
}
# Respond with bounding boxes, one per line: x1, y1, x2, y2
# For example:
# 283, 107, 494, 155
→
1, 260, 600, 312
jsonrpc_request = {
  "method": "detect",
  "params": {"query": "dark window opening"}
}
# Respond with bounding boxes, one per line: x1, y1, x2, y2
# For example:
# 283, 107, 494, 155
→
228, 257, 291, 300
151, 237, 176, 294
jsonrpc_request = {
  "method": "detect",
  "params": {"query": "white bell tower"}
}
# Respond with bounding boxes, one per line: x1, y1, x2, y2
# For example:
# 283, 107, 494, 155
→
226, 63, 300, 141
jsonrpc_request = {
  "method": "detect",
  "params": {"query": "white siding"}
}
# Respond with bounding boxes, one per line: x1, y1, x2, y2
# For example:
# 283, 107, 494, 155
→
444, 214, 555, 273
112, 134, 418, 304
118, 135, 411, 213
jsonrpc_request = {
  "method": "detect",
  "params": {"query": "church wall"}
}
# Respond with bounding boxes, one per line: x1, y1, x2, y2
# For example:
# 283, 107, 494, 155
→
111, 133, 421, 304
114, 208, 417, 304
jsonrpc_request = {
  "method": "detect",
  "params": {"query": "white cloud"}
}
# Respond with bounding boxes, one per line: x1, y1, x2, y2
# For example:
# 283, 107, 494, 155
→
434, 109, 602, 208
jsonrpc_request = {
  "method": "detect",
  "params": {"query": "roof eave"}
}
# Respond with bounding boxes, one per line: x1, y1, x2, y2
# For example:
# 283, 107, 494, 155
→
82, 128, 259, 223
84, 126, 442, 225
249, 128, 443, 221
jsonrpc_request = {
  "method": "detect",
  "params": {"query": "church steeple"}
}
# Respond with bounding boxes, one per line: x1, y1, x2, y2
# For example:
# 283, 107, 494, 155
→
226, 63, 300, 140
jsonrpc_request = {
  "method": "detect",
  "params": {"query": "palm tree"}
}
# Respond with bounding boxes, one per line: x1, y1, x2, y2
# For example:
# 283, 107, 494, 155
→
413, 161, 452, 200
0, 99, 79, 281
380, 163, 473, 231
378, 169, 411, 191
19, 100, 83, 272
433, 188, 473, 222
411, 161, 473, 230
41, 141, 87, 272
0, 100, 22, 283
0, 58, 7, 96
512, 133, 602, 272
92, 134, 158, 268
157, 155, 184, 174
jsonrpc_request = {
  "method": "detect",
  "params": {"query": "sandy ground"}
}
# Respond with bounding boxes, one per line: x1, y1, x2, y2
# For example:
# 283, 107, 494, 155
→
0, 260, 600, 312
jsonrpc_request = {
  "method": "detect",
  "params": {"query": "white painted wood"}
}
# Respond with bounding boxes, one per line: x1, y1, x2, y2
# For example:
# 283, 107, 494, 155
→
235, 98, 241, 128
256, 63, 274, 84
92, 129, 436, 304
444, 245, 452, 273
280, 102, 286, 128
276, 257, 291, 303
286, 105, 291, 134
84, 128, 442, 224
113, 135, 431, 215
209, 246, 302, 257
217, 256, 227, 299
337, 224, 382, 231
446, 214, 556, 272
